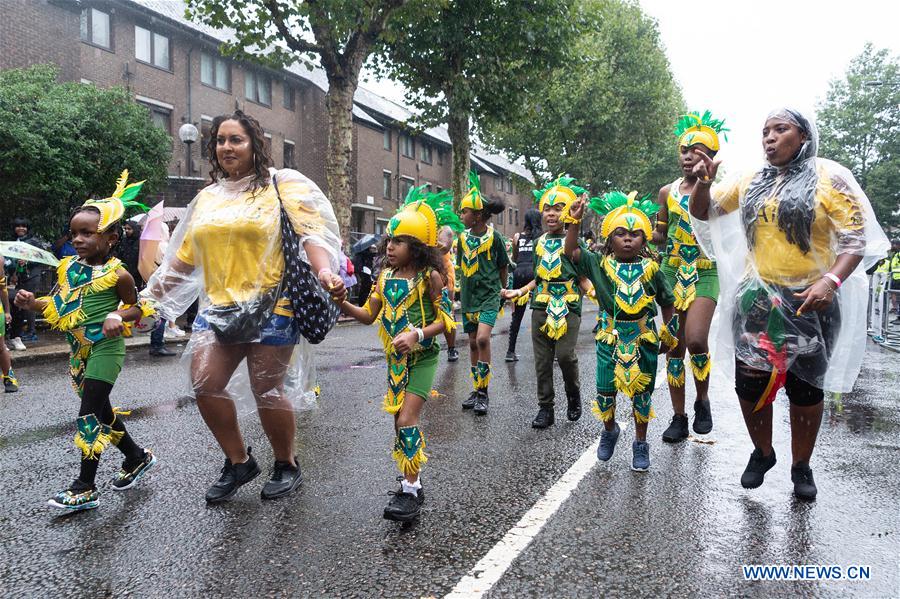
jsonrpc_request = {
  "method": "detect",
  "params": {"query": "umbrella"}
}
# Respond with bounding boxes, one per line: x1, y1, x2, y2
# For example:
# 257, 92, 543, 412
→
351, 234, 380, 254
0, 241, 60, 267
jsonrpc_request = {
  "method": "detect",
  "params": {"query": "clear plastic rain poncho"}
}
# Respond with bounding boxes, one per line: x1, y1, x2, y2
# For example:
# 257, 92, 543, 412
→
142, 167, 342, 413
694, 108, 889, 394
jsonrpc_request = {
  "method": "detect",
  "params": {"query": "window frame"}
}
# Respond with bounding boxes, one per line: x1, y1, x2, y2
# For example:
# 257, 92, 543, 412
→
283, 82, 295, 111
80, 7, 112, 51
383, 128, 392, 151
200, 51, 230, 92
400, 133, 415, 159
244, 70, 272, 107
283, 139, 296, 169
134, 25, 172, 71
399, 176, 415, 200
139, 102, 172, 135
420, 142, 432, 164
382, 170, 392, 199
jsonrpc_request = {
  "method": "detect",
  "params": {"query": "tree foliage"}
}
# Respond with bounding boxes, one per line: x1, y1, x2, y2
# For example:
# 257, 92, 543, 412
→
481, 0, 684, 200
0, 65, 171, 239
375, 0, 577, 201
186, 0, 436, 239
817, 43, 900, 230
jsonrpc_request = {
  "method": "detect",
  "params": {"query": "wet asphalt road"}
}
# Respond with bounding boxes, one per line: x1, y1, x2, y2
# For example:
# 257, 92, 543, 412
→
0, 306, 898, 598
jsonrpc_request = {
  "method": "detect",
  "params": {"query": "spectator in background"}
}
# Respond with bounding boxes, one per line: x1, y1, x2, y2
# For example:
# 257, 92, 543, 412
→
52, 227, 78, 260
353, 244, 378, 306
116, 220, 144, 289
6, 217, 49, 349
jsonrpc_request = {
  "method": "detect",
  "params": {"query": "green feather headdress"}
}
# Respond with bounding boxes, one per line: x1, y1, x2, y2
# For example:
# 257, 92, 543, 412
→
459, 170, 485, 211
589, 190, 659, 239
83, 169, 150, 231
389, 184, 463, 245
674, 110, 729, 151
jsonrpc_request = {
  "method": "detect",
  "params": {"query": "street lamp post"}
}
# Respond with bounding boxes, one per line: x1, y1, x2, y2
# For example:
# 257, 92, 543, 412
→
178, 122, 199, 176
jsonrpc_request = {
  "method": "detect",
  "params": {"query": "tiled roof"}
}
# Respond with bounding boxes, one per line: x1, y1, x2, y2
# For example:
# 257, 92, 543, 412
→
125, 0, 533, 182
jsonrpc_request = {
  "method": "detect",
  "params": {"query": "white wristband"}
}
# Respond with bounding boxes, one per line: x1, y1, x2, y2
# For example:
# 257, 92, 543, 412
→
106, 313, 123, 323
414, 327, 425, 343
823, 272, 842, 288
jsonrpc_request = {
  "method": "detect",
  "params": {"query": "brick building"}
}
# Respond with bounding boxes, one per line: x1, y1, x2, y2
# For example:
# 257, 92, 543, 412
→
1, 0, 536, 241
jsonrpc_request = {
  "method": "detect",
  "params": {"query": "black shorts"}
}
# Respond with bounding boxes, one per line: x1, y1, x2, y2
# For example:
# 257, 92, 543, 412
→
734, 360, 824, 407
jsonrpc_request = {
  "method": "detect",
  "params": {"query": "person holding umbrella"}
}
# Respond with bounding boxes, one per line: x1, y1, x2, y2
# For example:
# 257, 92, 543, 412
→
5, 218, 49, 349
352, 234, 380, 306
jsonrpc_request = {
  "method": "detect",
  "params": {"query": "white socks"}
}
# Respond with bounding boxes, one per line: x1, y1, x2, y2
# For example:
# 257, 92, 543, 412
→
401, 478, 422, 496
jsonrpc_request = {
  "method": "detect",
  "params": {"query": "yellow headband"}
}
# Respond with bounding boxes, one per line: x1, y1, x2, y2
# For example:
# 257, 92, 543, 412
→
538, 185, 577, 212
599, 191, 654, 239
678, 127, 719, 153
388, 202, 439, 246
83, 170, 146, 232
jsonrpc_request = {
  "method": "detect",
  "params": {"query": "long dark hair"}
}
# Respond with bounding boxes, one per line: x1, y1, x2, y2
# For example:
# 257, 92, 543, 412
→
377, 235, 448, 282
206, 110, 273, 190
523, 208, 542, 240
476, 197, 505, 222
741, 108, 819, 253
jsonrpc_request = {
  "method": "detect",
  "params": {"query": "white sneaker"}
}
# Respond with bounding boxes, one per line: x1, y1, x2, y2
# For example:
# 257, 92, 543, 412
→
9, 337, 26, 351
164, 326, 186, 339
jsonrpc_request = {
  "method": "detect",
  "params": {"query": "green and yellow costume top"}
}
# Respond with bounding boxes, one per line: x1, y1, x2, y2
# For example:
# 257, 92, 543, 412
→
456, 226, 510, 313
662, 179, 716, 310
529, 233, 583, 339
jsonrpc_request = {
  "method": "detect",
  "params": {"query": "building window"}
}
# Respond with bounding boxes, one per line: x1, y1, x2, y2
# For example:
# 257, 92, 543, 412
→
508, 208, 514, 226
283, 83, 295, 110
382, 171, 392, 199
383, 129, 392, 151
351, 208, 366, 234
200, 117, 212, 159
497, 207, 504, 225
420, 143, 432, 164
400, 176, 415, 200
80, 8, 111, 49
506, 177, 514, 193
135, 26, 171, 70
436, 186, 443, 192
283, 140, 295, 169
376, 219, 389, 236
200, 52, 230, 91
245, 71, 271, 106
400, 133, 414, 159
437, 149, 443, 165
495, 176, 503, 191
140, 103, 171, 134
515, 208, 520, 226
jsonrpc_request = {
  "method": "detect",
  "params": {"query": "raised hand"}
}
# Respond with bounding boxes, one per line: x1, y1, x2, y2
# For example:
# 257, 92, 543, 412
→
691, 149, 722, 183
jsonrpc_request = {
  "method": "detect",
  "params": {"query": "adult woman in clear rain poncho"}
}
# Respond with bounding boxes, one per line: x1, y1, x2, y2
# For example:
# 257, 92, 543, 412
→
689, 108, 888, 501
142, 111, 343, 504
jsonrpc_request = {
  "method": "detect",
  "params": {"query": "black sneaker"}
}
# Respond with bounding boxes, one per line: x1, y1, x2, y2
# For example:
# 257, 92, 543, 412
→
112, 450, 157, 491
473, 391, 489, 415
48, 479, 99, 511
532, 406, 554, 429
447, 348, 459, 362
662, 414, 689, 443
462, 390, 479, 410
693, 399, 713, 434
740, 447, 776, 489
149, 347, 177, 357
205, 447, 261, 503
383, 479, 425, 522
3, 370, 19, 393
791, 462, 817, 501
505, 351, 519, 362
261, 458, 303, 500
566, 396, 582, 421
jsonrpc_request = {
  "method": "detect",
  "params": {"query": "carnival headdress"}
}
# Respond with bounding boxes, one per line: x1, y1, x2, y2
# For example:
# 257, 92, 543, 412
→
532, 175, 586, 222
674, 110, 729, 153
82, 170, 149, 232
458, 171, 485, 212
590, 190, 659, 239
388, 185, 463, 247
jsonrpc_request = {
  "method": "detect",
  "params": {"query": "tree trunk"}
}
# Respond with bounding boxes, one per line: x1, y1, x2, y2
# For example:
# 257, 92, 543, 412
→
324, 78, 357, 242
446, 103, 471, 207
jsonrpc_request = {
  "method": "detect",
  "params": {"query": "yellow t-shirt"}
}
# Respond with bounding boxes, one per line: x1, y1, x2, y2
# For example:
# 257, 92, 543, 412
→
177, 169, 334, 306
713, 161, 864, 286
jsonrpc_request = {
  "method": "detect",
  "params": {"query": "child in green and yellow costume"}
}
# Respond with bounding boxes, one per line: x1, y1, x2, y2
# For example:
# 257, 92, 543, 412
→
337, 186, 459, 522
456, 171, 510, 415
565, 191, 678, 471
653, 110, 728, 442
15, 171, 158, 511
503, 176, 588, 428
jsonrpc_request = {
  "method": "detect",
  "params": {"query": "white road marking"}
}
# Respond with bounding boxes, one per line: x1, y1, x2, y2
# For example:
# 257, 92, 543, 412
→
445, 421, 629, 598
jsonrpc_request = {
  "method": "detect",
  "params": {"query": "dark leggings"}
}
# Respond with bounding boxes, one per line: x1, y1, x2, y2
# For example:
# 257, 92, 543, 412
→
734, 361, 824, 407
507, 270, 532, 353
77, 379, 143, 486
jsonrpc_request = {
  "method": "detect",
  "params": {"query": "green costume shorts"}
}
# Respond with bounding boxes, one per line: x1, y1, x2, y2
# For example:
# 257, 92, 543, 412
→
406, 346, 439, 398
463, 309, 498, 333
661, 261, 720, 303
595, 339, 658, 396
83, 337, 126, 386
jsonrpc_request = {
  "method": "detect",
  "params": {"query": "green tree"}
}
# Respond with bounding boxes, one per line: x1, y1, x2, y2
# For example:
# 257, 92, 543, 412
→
375, 0, 577, 201
0, 65, 171, 240
482, 0, 684, 200
817, 43, 900, 230
186, 0, 436, 238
